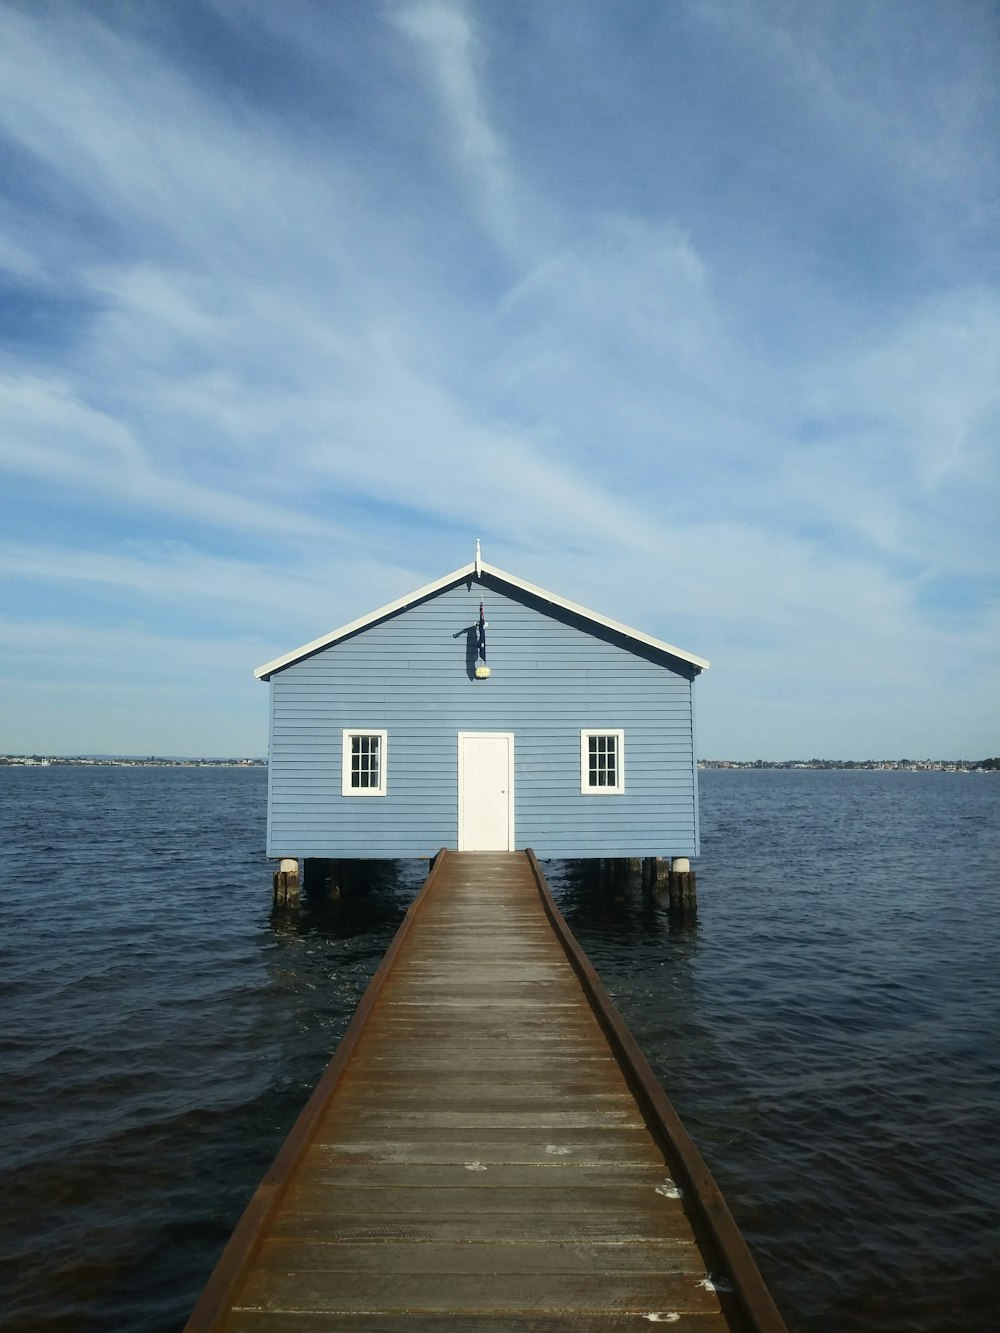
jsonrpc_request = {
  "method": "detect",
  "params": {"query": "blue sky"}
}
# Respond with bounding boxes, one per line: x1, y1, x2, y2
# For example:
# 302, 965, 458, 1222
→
0, 0, 997, 759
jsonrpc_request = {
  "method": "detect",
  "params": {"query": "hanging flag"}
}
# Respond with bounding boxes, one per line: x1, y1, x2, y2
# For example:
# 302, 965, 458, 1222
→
477, 599, 487, 662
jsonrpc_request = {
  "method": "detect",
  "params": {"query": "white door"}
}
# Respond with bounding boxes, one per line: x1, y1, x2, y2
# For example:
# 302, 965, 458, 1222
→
458, 733, 514, 851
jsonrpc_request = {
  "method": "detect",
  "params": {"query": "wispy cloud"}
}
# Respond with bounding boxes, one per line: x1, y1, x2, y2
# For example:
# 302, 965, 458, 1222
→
392, 0, 522, 252
0, 0, 996, 756
0, 371, 341, 540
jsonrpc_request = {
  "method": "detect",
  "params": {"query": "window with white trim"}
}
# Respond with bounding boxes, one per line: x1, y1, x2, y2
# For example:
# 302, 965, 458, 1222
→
581, 729, 625, 794
342, 730, 387, 796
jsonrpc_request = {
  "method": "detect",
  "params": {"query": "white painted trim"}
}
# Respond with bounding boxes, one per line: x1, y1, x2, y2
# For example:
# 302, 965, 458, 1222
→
581, 728, 625, 794
480, 562, 710, 670
254, 559, 709, 678
255, 562, 476, 679
341, 729, 388, 797
457, 732, 515, 851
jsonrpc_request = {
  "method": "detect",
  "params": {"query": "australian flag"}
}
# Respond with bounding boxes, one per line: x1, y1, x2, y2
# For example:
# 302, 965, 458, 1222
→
477, 599, 487, 663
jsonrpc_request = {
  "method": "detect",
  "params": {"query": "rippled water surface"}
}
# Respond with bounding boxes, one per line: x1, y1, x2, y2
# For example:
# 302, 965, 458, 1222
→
1, 766, 997, 1332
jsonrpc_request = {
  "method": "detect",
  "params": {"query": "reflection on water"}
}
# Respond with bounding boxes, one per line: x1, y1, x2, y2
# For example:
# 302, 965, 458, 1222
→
268, 858, 427, 944
547, 856, 702, 944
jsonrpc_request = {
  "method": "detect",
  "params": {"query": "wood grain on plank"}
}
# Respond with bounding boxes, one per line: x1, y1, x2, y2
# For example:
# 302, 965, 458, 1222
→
308, 1137, 666, 1166
266, 1214, 719, 1244
252, 1239, 701, 1274
226, 1314, 741, 1333
297, 1162, 672, 1188
281, 1183, 688, 1217
225, 1311, 746, 1333
233, 1270, 724, 1315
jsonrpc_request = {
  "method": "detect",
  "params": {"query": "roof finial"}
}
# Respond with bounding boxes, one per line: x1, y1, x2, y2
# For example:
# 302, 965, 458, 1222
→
475, 538, 482, 578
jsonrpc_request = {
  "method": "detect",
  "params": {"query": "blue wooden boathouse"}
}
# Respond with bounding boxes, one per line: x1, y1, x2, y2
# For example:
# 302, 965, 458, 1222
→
255, 550, 709, 862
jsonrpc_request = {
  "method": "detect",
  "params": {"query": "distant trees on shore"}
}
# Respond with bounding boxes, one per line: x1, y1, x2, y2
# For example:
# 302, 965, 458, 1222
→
701, 758, 998, 772
0, 755, 265, 767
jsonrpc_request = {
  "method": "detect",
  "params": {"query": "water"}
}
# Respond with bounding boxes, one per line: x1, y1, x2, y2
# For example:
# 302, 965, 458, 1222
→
0, 766, 997, 1332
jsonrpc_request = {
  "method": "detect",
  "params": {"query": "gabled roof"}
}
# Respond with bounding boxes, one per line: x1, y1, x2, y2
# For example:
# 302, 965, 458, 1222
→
253, 559, 710, 680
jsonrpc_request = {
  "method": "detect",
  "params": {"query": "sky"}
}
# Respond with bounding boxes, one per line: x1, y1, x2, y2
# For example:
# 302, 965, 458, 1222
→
0, 0, 997, 760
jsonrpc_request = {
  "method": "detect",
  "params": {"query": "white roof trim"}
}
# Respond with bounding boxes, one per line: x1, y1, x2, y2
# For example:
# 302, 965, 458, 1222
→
254, 562, 476, 679
478, 561, 710, 670
254, 559, 709, 679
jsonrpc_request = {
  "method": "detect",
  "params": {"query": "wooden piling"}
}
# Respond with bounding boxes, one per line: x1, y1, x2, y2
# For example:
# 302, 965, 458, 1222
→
667, 857, 697, 913
642, 856, 667, 891
272, 857, 300, 907
304, 858, 341, 900
643, 857, 671, 894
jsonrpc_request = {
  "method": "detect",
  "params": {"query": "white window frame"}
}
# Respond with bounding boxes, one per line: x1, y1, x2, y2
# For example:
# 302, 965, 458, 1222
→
580, 729, 625, 794
342, 729, 388, 797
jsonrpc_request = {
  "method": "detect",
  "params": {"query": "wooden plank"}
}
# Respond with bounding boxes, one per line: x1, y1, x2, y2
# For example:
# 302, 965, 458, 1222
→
352, 1029, 608, 1044
358, 1018, 606, 1035
347, 1046, 611, 1065
226, 1312, 740, 1332
330, 1090, 638, 1111
381, 984, 584, 1000
346, 1057, 619, 1074
253, 1238, 701, 1273
342, 1037, 620, 1058
317, 1110, 649, 1130
233, 1270, 724, 1314
307, 1137, 665, 1167
295, 1162, 677, 1189
267, 1213, 716, 1244
380, 998, 587, 1009
312, 1121, 661, 1146
344, 1053, 622, 1070
389, 964, 571, 976
356, 1024, 605, 1039
282, 1183, 687, 1217
337, 1076, 631, 1096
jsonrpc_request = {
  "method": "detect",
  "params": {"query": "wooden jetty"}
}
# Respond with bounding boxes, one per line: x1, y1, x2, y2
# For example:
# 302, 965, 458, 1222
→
185, 852, 786, 1332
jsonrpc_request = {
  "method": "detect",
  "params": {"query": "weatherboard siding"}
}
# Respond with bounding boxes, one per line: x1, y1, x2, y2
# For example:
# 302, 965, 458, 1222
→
267, 579, 699, 859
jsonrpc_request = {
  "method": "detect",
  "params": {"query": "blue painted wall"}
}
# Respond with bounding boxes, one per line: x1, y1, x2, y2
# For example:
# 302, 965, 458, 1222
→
266, 575, 700, 859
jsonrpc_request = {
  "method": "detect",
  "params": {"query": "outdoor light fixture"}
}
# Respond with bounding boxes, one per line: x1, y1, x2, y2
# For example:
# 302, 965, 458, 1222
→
475, 571, 491, 677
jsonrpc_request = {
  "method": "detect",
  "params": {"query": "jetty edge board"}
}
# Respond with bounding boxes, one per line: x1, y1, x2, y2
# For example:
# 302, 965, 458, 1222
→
525, 849, 787, 1332
184, 851, 787, 1332
181, 849, 452, 1333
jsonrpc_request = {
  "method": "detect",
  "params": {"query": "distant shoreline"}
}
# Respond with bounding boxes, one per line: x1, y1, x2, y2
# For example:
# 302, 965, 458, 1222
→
1, 756, 265, 768
701, 758, 997, 772
2, 754, 994, 772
